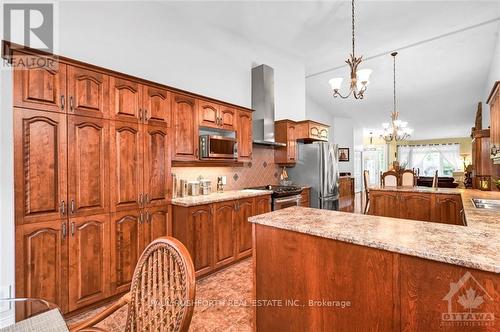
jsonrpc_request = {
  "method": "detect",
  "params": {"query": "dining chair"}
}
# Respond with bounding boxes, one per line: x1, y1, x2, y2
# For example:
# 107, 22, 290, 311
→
432, 170, 439, 188
401, 169, 416, 187
381, 170, 398, 187
69, 236, 196, 332
363, 170, 370, 214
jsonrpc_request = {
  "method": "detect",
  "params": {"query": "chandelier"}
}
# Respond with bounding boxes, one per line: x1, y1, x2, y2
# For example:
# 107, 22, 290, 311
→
380, 52, 413, 142
328, 0, 372, 99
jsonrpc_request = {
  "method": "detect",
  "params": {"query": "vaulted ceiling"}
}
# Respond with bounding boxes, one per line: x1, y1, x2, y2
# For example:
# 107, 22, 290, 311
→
164, 0, 500, 139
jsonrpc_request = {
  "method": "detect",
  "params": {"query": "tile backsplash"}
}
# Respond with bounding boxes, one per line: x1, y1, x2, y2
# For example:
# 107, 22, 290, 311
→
172, 145, 281, 190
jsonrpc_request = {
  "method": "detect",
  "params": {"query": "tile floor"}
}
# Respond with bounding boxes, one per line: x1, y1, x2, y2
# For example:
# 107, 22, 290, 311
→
66, 259, 253, 332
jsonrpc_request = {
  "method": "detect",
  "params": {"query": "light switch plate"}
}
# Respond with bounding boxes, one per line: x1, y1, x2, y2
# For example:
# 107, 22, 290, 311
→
222, 176, 227, 185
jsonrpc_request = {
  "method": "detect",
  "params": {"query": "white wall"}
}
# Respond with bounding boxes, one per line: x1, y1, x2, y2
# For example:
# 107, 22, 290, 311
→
483, 22, 500, 128
58, 1, 306, 121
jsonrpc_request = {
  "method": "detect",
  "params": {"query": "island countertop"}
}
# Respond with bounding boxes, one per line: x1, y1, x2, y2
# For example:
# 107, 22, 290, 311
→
248, 189, 500, 273
172, 189, 272, 207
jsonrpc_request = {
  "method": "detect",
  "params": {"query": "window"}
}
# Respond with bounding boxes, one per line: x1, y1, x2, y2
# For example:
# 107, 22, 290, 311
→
397, 143, 460, 177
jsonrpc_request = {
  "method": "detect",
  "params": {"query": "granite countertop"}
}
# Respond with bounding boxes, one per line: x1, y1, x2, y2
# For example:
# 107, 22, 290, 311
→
172, 189, 272, 207
369, 185, 462, 195
249, 189, 500, 273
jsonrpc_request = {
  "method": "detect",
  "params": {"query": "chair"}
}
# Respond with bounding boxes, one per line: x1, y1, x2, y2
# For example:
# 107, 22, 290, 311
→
69, 237, 196, 332
381, 170, 398, 187
432, 170, 439, 188
363, 170, 370, 214
401, 169, 416, 187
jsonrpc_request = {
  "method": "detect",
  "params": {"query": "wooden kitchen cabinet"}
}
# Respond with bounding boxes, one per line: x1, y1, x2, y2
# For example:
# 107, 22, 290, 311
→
172, 93, 199, 161
14, 61, 67, 113
237, 109, 253, 161
67, 66, 109, 118
487, 81, 499, 162
67, 115, 109, 217
142, 205, 171, 251
213, 201, 237, 269
236, 198, 254, 259
68, 214, 110, 311
219, 105, 237, 131
398, 192, 432, 221
142, 85, 170, 126
368, 191, 400, 218
255, 195, 272, 214
471, 129, 491, 189
198, 100, 237, 131
274, 120, 297, 164
14, 108, 68, 225
432, 195, 463, 225
109, 77, 142, 123
15, 220, 67, 314
295, 120, 329, 142
299, 188, 310, 207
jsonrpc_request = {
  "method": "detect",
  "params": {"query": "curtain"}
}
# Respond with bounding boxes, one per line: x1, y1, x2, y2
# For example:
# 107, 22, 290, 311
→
397, 143, 460, 176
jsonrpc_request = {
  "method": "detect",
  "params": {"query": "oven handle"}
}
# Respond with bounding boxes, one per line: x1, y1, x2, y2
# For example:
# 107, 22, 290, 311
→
274, 195, 302, 204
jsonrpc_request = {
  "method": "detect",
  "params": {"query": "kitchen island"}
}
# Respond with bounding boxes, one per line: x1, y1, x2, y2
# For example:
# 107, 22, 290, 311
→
249, 189, 499, 331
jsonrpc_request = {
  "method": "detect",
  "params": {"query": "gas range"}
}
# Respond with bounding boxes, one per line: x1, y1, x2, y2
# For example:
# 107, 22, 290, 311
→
246, 185, 303, 210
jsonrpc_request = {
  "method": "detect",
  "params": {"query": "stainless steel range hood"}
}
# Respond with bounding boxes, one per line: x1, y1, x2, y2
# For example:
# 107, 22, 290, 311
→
251, 64, 286, 147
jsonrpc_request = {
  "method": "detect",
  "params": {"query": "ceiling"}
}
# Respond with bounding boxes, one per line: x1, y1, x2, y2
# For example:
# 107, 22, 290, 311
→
163, 0, 500, 140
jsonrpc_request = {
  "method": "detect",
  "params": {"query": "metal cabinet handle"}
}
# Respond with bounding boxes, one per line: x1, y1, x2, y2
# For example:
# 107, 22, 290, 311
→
60, 200, 66, 216
146, 211, 150, 223
144, 109, 148, 122
138, 193, 143, 207
61, 95, 65, 111
69, 96, 74, 112
70, 199, 75, 214
139, 211, 143, 224
138, 109, 143, 121
62, 223, 67, 238
71, 222, 75, 236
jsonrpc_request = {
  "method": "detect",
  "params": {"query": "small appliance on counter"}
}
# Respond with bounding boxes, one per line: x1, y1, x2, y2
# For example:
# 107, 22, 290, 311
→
187, 181, 200, 196
200, 179, 212, 195
179, 179, 188, 197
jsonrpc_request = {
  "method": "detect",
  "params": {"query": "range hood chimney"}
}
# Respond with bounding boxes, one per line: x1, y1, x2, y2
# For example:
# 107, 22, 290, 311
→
251, 64, 286, 147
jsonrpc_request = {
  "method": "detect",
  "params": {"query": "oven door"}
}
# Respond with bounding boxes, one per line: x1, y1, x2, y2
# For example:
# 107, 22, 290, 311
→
273, 194, 302, 210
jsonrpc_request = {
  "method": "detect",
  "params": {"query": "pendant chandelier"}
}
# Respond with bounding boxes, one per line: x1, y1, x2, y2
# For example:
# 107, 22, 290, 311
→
329, 0, 372, 99
380, 52, 413, 142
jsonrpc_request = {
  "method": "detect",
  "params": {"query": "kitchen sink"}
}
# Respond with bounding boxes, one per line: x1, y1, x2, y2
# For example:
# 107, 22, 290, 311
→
471, 198, 500, 210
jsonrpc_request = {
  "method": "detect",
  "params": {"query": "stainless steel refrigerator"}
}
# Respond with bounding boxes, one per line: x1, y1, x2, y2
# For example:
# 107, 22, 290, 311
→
287, 142, 340, 210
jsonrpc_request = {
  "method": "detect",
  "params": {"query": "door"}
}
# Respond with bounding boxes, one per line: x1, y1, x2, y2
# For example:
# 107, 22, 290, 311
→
14, 108, 67, 224
68, 214, 110, 311
143, 206, 171, 250
287, 124, 296, 162
109, 121, 143, 212
14, 63, 66, 113
67, 116, 109, 217
255, 195, 271, 215
236, 198, 254, 259
369, 191, 399, 217
110, 210, 143, 294
172, 94, 198, 160
189, 205, 213, 277
198, 100, 219, 128
220, 106, 237, 131
237, 110, 253, 161
16, 220, 67, 314
213, 201, 237, 269
433, 195, 463, 225
67, 66, 108, 118
142, 85, 170, 126
109, 77, 141, 123
399, 193, 432, 221
143, 124, 170, 208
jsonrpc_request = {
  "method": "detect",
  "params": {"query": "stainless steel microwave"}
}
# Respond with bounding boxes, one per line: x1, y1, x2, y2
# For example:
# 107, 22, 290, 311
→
199, 135, 238, 160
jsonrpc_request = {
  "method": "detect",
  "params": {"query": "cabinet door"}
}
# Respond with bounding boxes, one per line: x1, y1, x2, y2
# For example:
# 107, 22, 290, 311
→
110, 210, 143, 294
172, 94, 198, 160
68, 214, 110, 311
16, 220, 67, 315
220, 106, 237, 131
189, 206, 213, 277
67, 66, 108, 118
255, 195, 272, 215
68, 116, 109, 217
143, 206, 171, 251
399, 193, 432, 221
300, 189, 310, 207
14, 108, 67, 224
236, 198, 254, 259
287, 124, 296, 162
143, 124, 170, 208
109, 121, 143, 212
14, 63, 66, 113
213, 201, 237, 269
198, 100, 219, 128
237, 110, 253, 161
368, 191, 399, 218
109, 77, 141, 123
143, 85, 170, 126
433, 195, 463, 225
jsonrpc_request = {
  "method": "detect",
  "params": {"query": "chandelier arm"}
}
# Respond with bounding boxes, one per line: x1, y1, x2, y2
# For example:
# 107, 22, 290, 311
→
333, 89, 353, 99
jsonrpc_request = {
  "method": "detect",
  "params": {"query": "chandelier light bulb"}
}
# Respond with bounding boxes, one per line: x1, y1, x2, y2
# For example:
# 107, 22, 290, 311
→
356, 68, 372, 84
329, 78, 343, 91
382, 122, 390, 129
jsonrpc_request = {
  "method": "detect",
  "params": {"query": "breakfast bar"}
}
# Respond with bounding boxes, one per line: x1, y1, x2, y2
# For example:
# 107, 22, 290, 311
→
249, 190, 500, 331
